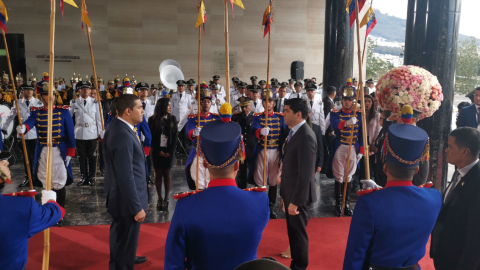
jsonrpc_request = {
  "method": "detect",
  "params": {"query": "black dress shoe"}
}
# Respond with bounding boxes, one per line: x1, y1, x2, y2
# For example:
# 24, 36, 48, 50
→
76, 179, 90, 186
56, 219, 64, 227
18, 179, 29, 188
134, 256, 147, 264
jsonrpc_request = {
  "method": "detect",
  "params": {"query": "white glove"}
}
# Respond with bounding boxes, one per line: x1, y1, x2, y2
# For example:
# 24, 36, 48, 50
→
99, 130, 105, 140
193, 127, 202, 137
41, 190, 57, 205
65, 156, 72, 167
346, 117, 357, 126
16, 124, 26, 134
260, 127, 270, 136
356, 153, 363, 163
360, 179, 382, 190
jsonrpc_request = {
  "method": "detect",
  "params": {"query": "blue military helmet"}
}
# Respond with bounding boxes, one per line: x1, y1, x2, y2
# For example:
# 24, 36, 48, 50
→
199, 121, 245, 169
76, 80, 92, 91
383, 123, 430, 168
36, 80, 56, 95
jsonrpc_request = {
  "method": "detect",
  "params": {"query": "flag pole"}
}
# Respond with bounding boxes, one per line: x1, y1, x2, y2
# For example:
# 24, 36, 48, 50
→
196, 1, 202, 192
224, 0, 230, 103
263, 0, 272, 187
354, 0, 370, 180
1, 30, 33, 190
42, 0, 56, 268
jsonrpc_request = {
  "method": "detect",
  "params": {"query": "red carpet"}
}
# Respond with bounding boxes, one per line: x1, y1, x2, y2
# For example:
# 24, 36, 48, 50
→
27, 218, 435, 269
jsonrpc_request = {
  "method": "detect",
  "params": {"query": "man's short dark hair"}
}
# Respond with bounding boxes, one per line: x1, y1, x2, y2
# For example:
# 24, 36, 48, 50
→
284, 98, 309, 120
475, 87, 480, 92
116, 94, 139, 117
386, 161, 418, 180
450, 127, 480, 156
327, 86, 336, 95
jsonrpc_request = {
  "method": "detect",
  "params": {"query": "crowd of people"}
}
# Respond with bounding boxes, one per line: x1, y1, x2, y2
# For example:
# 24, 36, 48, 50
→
0, 70, 479, 270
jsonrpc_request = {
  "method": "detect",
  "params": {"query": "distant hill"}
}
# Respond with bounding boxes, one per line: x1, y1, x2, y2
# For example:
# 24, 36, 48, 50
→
370, 10, 479, 44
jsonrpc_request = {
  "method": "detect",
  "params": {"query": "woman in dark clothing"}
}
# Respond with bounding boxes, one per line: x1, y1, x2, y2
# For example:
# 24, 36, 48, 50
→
372, 110, 393, 187
148, 98, 178, 211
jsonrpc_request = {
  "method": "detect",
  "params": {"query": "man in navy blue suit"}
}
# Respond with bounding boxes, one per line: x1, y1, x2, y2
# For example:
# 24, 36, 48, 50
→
164, 116, 270, 270
343, 120, 443, 270
457, 87, 480, 130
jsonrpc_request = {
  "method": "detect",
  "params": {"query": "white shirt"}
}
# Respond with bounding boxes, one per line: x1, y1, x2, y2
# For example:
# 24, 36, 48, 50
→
289, 91, 306, 99
251, 99, 264, 113
211, 94, 226, 114
171, 91, 193, 123
230, 92, 246, 113
69, 96, 103, 140
177, 100, 216, 131
117, 116, 135, 131
304, 94, 326, 135
3, 97, 41, 140
276, 97, 287, 113
140, 98, 155, 120
445, 159, 479, 202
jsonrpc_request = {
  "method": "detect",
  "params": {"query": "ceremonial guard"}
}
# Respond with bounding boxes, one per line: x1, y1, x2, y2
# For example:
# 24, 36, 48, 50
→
212, 75, 226, 99
130, 75, 137, 89
184, 87, 220, 190
29, 73, 37, 86
15, 73, 23, 99
210, 84, 226, 114
171, 79, 193, 150
16, 81, 76, 226
114, 75, 122, 88
249, 91, 287, 218
289, 81, 305, 99
3, 82, 42, 187
249, 85, 264, 113
232, 96, 257, 189
304, 82, 326, 134
70, 80, 103, 186
343, 120, 442, 270
231, 81, 248, 112
328, 83, 364, 216
165, 117, 269, 270
274, 82, 289, 113
57, 77, 74, 106
69, 73, 79, 93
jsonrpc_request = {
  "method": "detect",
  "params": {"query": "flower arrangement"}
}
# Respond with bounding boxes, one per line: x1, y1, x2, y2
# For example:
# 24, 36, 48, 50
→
375, 65, 443, 119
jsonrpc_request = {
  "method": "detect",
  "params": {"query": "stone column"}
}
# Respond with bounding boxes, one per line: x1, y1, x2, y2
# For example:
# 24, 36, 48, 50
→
403, 0, 462, 191
323, 0, 354, 93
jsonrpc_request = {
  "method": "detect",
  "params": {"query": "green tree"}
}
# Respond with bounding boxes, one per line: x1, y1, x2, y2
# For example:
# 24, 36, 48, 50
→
366, 38, 395, 80
455, 37, 480, 95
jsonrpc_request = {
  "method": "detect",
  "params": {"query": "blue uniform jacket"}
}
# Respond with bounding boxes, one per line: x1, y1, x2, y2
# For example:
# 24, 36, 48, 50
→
247, 112, 287, 180
23, 105, 76, 183
457, 104, 478, 129
164, 179, 270, 270
184, 112, 220, 190
0, 195, 64, 270
343, 181, 442, 270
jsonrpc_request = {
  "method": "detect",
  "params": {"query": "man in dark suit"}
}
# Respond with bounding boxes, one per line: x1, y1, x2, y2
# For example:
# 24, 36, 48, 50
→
103, 94, 149, 270
431, 127, 480, 270
275, 82, 289, 113
322, 86, 336, 171
457, 87, 480, 130
279, 98, 317, 270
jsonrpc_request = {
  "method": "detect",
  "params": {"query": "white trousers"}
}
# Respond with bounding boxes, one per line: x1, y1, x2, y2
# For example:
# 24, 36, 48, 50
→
332, 144, 357, 183
190, 156, 211, 190
254, 149, 280, 186
38, 147, 67, 190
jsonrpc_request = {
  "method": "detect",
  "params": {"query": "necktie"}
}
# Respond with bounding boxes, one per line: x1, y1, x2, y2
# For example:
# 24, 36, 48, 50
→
254, 101, 257, 108
179, 94, 183, 100
287, 129, 294, 142
26, 100, 30, 107
142, 102, 146, 110
446, 170, 461, 202
133, 127, 141, 142
84, 100, 87, 106
477, 107, 480, 124
310, 100, 314, 107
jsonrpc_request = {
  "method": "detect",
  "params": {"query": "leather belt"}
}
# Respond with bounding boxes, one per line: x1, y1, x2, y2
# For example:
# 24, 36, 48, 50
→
261, 139, 278, 146
370, 263, 419, 270
39, 137, 66, 144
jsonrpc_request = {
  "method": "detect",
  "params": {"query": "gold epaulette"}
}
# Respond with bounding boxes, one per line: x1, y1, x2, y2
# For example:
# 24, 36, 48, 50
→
173, 190, 204, 200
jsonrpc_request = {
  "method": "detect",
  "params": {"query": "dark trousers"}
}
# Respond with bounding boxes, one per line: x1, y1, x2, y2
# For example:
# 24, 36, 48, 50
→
236, 158, 250, 189
18, 139, 37, 180
99, 140, 105, 171
109, 215, 141, 270
285, 204, 310, 270
75, 139, 97, 158
178, 125, 188, 151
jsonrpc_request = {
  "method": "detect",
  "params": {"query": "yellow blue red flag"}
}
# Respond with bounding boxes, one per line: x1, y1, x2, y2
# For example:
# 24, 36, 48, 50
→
0, 0, 8, 33
346, 0, 366, 28
60, 0, 78, 21
360, 6, 377, 37
262, 1, 272, 38
195, 0, 207, 33
81, 0, 91, 34
229, 0, 244, 19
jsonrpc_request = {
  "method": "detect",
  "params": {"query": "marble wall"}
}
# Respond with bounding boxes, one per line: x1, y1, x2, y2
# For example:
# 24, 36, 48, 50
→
5, 0, 363, 87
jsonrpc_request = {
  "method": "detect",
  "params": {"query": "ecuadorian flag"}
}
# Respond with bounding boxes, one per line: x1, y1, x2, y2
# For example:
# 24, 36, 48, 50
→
0, 0, 8, 33
360, 6, 377, 38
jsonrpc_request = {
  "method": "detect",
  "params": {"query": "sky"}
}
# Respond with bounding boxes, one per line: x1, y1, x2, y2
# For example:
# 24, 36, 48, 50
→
373, 0, 480, 39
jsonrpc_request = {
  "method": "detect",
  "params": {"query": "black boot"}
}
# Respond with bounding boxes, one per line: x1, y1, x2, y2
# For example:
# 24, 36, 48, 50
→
18, 179, 29, 188
335, 181, 343, 217
88, 157, 97, 186
77, 158, 89, 186
344, 182, 353, 216
54, 187, 66, 226
268, 185, 277, 219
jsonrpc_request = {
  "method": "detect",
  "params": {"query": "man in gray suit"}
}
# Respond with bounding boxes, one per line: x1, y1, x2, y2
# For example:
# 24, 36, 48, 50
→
279, 98, 317, 270
104, 94, 148, 270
